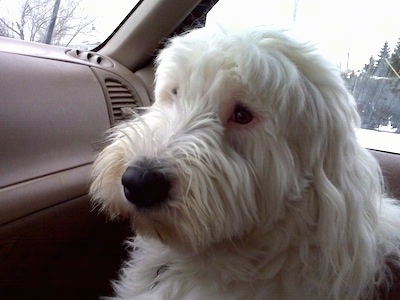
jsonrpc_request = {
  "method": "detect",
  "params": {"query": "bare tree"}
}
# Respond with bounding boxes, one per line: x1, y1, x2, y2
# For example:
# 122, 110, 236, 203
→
0, 0, 95, 46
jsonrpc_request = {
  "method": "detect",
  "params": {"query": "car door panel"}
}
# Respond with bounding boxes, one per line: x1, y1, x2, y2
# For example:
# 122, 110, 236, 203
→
371, 150, 400, 199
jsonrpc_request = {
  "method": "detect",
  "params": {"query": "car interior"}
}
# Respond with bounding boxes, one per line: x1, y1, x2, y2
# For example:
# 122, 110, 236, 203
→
0, 0, 399, 299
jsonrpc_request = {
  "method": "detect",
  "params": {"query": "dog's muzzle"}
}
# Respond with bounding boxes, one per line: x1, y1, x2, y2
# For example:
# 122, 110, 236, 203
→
121, 158, 172, 210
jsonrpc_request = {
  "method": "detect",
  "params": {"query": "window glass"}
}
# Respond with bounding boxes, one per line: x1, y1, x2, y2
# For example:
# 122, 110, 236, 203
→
0, 0, 139, 49
207, 0, 400, 153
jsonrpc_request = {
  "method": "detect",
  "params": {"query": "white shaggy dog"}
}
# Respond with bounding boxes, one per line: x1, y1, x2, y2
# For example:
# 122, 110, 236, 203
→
90, 27, 400, 299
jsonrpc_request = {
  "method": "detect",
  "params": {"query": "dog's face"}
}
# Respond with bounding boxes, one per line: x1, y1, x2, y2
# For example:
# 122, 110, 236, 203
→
90, 28, 359, 251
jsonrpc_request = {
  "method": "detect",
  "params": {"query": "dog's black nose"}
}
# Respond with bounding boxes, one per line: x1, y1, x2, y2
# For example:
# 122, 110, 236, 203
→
121, 159, 172, 210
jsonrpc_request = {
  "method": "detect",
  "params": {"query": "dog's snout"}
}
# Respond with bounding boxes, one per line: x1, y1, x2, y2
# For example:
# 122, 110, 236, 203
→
121, 160, 172, 210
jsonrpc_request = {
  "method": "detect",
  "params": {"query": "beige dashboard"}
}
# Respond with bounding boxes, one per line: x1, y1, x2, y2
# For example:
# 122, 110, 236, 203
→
0, 37, 151, 298
0, 37, 151, 226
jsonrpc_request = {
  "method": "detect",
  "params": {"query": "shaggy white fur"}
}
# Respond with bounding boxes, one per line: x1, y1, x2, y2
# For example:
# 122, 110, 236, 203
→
90, 27, 400, 299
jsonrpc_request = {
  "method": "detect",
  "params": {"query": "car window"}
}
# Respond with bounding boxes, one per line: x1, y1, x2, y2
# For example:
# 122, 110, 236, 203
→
0, 0, 139, 49
207, 0, 400, 154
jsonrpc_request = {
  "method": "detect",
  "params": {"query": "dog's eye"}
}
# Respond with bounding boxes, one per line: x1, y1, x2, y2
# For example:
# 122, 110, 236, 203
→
231, 104, 253, 124
171, 88, 178, 96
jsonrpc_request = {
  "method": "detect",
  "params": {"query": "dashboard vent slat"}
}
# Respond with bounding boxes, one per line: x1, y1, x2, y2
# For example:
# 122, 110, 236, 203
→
66, 49, 113, 67
105, 78, 137, 124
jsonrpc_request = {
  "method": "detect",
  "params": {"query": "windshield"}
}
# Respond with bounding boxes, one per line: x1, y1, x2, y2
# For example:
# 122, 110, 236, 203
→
207, 0, 398, 73
0, 0, 139, 49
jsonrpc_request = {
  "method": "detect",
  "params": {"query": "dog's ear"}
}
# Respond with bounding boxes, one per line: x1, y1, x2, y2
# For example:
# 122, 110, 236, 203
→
280, 42, 386, 293
247, 31, 385, 291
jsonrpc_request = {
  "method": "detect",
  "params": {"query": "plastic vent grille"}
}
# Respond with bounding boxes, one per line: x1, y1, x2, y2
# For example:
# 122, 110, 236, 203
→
105, 79, 137, 124
66, 49, 113, 67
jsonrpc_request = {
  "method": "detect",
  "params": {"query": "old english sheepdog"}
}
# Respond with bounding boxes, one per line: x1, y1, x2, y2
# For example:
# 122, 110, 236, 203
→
90, 27, 400, 299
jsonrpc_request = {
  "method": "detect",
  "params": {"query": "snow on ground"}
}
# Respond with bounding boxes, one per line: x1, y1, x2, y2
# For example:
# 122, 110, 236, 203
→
356, 129, 400, 153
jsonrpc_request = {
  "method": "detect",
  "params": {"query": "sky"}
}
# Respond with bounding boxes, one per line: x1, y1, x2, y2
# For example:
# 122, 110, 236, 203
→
82, 0, 139, 42
207, 0, 400, 71
1, 0, 399, 71
0, 0, 138, 44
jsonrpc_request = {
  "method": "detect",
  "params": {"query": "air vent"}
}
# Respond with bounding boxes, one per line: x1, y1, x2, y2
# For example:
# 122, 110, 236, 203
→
105, 78, 137, 124
66, 49, 113, 67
